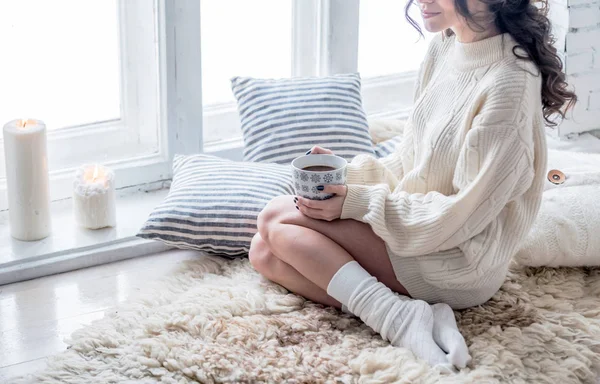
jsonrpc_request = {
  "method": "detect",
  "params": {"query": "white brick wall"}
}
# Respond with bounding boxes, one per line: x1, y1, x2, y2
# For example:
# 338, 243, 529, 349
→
565, 29, 600, 52
566, 51, 594, 74
569, 6, 600, 28
569, 0, 598, 6
549, 0, 600, 135
590, 91, 600, 110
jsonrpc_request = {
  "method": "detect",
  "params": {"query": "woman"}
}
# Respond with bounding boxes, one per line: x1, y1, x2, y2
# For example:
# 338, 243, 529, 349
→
249, 0, 576, 369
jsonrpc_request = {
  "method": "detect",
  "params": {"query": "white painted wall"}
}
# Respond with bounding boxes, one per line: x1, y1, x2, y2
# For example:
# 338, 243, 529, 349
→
549, 0, 600, 136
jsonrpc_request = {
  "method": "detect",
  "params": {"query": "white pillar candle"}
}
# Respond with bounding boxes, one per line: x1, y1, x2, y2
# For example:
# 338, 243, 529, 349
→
3, 118, 52, 241
73, 164, 116, 229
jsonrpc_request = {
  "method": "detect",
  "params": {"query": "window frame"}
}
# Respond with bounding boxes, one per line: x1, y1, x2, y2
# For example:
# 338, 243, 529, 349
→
202, 0, 419, 153
0, 0, 203, 210
0, 0, 421, 211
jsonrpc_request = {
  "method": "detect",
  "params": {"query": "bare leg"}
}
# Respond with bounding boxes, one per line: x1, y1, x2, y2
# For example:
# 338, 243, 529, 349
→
251, 196, 448, 366
250, 195, 470, 369
250, 196, 408, 298
250, 232, 341, 308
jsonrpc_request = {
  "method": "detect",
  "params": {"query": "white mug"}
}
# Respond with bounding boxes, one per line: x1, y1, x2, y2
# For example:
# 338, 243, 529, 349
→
291, 154, 347, 200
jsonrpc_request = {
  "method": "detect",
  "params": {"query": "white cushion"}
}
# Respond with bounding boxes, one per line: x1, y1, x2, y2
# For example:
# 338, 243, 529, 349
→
514, 185, 600, 267
544, 150, 600, 191
515, 149, 600, 267
368, 119, 405, 144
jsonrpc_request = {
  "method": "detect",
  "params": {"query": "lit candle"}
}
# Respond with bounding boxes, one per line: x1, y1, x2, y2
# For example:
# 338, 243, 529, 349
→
2, 118, 52, 241
73, 164, 116, 229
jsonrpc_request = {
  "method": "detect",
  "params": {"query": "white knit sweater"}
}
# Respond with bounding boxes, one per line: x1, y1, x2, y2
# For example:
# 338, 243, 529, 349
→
341, 33, 548, 309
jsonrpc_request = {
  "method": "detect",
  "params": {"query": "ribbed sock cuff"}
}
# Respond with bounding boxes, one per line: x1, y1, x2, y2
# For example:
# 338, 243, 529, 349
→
326, 260, 373, 306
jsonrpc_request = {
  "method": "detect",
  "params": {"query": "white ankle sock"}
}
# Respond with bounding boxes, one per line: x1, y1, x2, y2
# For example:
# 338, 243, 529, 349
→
327, 261, 448, 367
431, 303, 471, 368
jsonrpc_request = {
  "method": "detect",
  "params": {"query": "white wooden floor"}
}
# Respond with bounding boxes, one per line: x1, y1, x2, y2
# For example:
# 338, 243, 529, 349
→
0, 249, 202, 382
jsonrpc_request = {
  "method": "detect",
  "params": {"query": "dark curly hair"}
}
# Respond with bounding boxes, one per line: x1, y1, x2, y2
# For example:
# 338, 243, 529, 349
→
405, 0, 577, 126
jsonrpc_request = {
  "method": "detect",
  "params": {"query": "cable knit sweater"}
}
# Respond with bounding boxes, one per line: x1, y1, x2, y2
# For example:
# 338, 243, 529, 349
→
341, 33, 547, 309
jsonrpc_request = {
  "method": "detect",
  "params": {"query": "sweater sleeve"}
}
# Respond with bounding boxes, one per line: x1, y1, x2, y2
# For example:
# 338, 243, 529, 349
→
340, 110, 536, 257
344, 121, 416, 188
345, 146, 404, 188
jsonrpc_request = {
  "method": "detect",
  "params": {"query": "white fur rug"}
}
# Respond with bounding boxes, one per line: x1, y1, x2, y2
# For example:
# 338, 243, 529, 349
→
13, 256, 600, 384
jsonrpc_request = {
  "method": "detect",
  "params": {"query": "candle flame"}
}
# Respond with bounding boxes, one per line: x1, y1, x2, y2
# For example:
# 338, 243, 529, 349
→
92, 165, 99, 182
18, 118, 28, 128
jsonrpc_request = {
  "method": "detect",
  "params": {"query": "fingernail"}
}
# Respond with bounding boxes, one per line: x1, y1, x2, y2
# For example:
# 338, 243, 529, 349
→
316, 185, 324, 191
293, 197, 297, 203
295, 205, 299, 210
305, 150, 312, 155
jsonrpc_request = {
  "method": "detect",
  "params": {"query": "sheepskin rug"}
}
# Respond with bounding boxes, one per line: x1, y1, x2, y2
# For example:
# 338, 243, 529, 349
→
13, 256, 600, 384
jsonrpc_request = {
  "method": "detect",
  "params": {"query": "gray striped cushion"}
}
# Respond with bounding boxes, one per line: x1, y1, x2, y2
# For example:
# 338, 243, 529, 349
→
138, 154, 293, 256
374, 135, 403, 158
231, 73, 375, 164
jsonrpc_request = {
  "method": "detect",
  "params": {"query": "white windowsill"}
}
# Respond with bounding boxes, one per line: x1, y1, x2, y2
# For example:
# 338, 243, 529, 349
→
0, 187, 173, 286
0, 136, 249, 287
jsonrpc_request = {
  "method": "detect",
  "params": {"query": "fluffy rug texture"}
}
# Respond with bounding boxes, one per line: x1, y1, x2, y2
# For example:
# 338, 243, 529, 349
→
13, 256, 600, 384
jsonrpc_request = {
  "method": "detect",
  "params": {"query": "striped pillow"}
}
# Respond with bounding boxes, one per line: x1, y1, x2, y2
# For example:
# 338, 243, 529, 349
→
231, 73, 375, 164
138, 154, 293, 257
374, 135, 403, 158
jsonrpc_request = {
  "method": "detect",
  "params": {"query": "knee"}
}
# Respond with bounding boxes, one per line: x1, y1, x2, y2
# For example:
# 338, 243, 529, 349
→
256, 196, 290, 243
248, 233, 276, 276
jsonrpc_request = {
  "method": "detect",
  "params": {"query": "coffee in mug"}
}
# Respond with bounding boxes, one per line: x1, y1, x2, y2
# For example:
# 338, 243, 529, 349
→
302, 165, 336, 172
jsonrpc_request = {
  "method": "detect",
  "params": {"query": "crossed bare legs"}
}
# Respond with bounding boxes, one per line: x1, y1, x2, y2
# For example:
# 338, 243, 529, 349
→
249, 195, 471, 369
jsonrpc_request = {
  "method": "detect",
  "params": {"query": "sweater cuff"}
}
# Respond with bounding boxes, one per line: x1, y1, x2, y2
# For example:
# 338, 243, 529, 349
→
341, 184, 373, 221
345, 163, 365, 185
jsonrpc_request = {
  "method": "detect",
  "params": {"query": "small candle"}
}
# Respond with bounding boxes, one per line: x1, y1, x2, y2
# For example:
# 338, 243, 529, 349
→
3, 118, 52, 241
73, 164, 116, 229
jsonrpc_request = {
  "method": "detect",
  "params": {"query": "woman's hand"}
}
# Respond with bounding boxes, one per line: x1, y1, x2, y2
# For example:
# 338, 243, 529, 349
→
307, 146, 334, 155
295, 185, 347, 221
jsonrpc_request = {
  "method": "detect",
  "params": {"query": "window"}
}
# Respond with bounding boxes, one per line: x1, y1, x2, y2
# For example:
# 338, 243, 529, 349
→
0, 1, 120, 131
0, 0, 163, 209
358, 0, 430, 76
358, 0, 432, 118
201, 0, 293, 146
200, 0, 434, 149
0, 0, 434, 210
